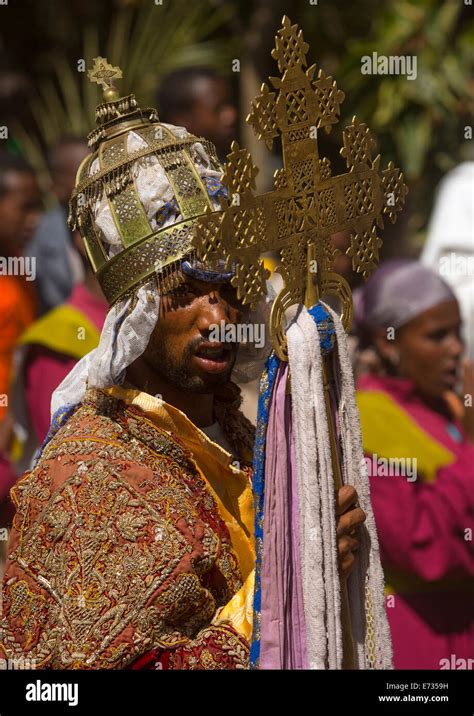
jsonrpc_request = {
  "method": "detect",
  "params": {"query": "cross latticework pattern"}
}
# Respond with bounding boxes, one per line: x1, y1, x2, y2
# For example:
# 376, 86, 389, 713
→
87, 57, 122, 91
191, 15, 408, 360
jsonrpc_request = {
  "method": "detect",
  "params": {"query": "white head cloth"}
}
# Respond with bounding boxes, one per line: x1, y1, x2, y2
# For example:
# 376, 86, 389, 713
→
287, 303, 392, 669
421, 161, 474, 358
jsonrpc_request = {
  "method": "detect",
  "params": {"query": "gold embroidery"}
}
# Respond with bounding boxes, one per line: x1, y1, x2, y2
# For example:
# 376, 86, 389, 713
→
1, 391, 247, 669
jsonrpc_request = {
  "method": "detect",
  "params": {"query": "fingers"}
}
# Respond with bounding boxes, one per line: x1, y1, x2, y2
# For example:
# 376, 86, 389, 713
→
335, 485, 358, 515
336, 487, 366, 578
338, 534, 361, 579
336, 506, 366, 537
339, 545, 357, 579
338, 535, 359, 560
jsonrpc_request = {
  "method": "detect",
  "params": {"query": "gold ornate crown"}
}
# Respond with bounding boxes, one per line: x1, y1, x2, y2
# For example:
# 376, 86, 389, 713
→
68, 57, 224, 304
191, 16, 408, 360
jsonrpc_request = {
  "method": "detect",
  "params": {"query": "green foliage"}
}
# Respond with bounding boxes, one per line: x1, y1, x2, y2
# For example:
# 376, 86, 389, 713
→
13, 0, 473, 238
16, 0, 238, 198
341, 0, 471, 175
301, 0, 473, 243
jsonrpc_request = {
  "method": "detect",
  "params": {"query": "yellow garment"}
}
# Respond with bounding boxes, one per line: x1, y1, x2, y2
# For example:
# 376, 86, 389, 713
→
356, 389, 455, 483
18, 304, 100, 360
104, 385, 256, 640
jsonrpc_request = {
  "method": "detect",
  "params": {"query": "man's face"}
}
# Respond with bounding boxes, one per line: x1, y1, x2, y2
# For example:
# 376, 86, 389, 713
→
0, 170, 42, 255
395, 299, 463, 400
185, 77, 237, 157
376, 299, 464, 400
143, 275, 246, 394
52, 143, 89, 205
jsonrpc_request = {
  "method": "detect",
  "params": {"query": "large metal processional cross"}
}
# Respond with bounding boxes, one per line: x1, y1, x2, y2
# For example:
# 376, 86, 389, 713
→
192, 15, 408, 360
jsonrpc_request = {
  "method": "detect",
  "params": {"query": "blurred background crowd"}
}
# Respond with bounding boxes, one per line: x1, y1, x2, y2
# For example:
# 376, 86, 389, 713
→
0, 0, 473, 670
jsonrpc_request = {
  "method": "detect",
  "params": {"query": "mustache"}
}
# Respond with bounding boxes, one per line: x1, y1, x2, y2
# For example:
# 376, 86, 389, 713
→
186, 333, 239, 356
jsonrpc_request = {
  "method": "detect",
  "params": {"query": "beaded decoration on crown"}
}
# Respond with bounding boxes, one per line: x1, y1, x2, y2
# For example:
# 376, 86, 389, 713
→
68, 57, 225, 305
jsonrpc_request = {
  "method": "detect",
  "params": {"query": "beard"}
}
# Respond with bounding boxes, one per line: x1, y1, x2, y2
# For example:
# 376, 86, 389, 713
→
146, 334, 238, 394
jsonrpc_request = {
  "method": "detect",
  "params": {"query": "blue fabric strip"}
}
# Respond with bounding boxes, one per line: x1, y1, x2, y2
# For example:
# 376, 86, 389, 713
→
249, 350, 280, 669
181, 260, 234, 283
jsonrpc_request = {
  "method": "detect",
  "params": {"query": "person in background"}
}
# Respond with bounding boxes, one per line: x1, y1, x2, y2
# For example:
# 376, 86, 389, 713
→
0, 150, 41, 536
26, 137, 89, 314
156, 67, 237, 161
20, 230, 107, 440
421, 162, 474, 360
13, 229, 108, 460
0, 150, 41, 422
353, 259, 474, 669
0, 230, 107, 539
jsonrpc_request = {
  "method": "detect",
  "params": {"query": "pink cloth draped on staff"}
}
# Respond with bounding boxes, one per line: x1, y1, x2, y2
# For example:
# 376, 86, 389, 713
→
259, 361, 308, 668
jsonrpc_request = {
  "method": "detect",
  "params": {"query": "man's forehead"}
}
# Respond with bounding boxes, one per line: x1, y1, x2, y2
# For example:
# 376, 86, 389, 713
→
193, 75, 228, 103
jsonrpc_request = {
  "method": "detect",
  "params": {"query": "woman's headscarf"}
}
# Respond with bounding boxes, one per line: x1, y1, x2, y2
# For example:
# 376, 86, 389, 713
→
353, 259, 456, 335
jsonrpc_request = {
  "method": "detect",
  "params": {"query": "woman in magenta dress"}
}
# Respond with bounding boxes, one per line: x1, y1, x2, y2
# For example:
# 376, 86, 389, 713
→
354, 260, 474, 669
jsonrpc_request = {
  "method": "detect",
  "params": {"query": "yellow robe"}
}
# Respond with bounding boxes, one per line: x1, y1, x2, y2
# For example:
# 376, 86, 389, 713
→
104, 385, 256, 641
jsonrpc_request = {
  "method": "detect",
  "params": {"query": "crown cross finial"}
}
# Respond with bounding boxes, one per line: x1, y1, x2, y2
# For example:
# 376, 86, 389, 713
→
87, 57, 123, 101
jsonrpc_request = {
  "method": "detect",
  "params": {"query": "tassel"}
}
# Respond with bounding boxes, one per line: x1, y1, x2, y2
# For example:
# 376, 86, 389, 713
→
161, 262, 170, 294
